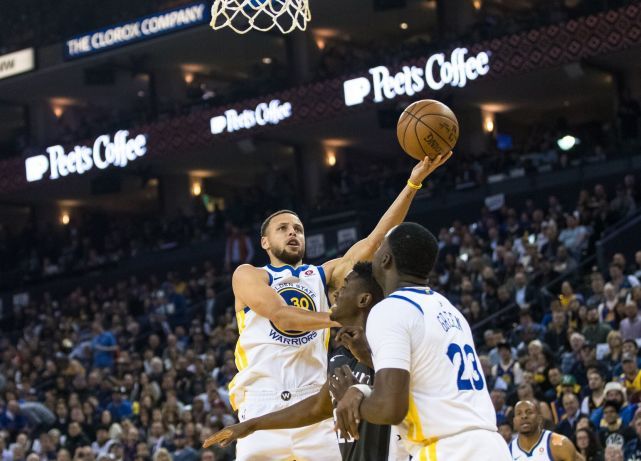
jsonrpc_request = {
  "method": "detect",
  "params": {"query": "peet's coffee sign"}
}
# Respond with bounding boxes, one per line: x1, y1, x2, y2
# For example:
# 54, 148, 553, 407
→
210, 99, 292, 135
25, 130, 147, 182
343, 47, 490, 106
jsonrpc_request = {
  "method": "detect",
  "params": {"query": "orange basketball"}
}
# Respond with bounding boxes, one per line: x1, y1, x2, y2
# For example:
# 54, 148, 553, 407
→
397, 99, 459, 161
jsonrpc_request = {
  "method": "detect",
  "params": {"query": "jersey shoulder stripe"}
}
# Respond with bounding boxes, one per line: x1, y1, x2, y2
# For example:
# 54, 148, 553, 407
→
387, 294, 424, 314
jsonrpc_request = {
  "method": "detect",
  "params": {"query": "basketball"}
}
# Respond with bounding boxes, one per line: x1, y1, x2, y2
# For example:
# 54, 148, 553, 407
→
397, 99, 459, 161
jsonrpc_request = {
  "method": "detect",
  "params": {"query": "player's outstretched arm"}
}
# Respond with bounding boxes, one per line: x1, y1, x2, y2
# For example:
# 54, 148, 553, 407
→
550, 433, 585, 461
202, 382, 333, 448
323, 153, 452, 295
233, 265, 339, 331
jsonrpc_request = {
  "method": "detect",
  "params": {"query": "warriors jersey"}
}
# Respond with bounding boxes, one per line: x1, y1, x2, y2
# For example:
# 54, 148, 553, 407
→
509, 431, 553, 460
328, 346, 409, 461
366, 287, 498, 457
229, 264, 331, 410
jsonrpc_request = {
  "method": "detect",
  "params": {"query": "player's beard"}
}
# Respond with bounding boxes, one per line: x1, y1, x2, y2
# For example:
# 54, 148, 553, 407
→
272, 244, 305, 265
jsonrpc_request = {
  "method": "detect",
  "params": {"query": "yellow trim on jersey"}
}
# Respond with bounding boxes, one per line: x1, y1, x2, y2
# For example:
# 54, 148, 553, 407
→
406, 394, 426, 442
416, 439, 438, 461
427, 439, 437, 460
324, 328, 330, 350
227, 374, 239, 411
234, 310, 249, 371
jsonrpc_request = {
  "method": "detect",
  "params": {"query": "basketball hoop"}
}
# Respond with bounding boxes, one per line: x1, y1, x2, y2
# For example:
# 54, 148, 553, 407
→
210, 0, 311, 34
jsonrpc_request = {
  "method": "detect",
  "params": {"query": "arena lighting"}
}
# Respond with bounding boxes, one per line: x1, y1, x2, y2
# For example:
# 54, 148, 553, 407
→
52, 106, 64, 118
184, 73, 194, 84
326, 150, 337, 167
315, 38, 326, 50
557, 135, 579, 151
473, 0, 482, 10
482, 112, 495, 133
60, 212, 70, 225
400, 22, 409, 30
191, 179, 202, 196
262, 57, 273, 65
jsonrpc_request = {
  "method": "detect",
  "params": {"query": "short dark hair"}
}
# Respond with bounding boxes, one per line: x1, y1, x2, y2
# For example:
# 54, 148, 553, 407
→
387, 222, 439, 279
351, 262, 383, 303
260, 210, 300, 236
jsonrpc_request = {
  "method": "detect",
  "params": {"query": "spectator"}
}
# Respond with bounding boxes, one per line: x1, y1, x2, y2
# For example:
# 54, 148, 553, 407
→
511, 310, 544, 347
0, 401, 29, 437
597, 400, 636, 446
582, 305, 612, 345
574, 427, 604, 461
619, 302, 641, 341
624, 411, 641, 461
582, 368, 608, 417
556, 393, 586, 438
90, 426, 113, 458
604, 331, 624, 372
169, 431, 197, 461
223, 225, 254, 273
608, 263, 640, 296
545, 306, 571, 353
199, 449, 216, 461
63, 423, 90, 457
620, 353, 641, 403
604, 443, 624, 461
91, 323, 118, 370
491, 341, 523, 390
571, 342, 598, 388
513, 271, 539, 312
559, 213, 589, 257
106, 389, 132, 423
490, 388, 511, 425
591, 382, 638, 428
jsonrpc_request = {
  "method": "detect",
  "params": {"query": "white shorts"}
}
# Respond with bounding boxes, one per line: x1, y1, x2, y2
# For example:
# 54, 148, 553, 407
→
408, 429, 512, 461
236, 386, 341, 461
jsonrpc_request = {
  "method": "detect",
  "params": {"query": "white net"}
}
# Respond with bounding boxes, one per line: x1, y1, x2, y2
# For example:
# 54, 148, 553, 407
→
210, 0, 311, 34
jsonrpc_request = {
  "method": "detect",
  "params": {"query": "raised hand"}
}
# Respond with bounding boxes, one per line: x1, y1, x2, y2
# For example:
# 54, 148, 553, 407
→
408, 151, 453, 186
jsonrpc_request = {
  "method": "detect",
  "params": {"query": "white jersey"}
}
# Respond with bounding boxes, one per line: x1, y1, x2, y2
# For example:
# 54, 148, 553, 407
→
366, 287, 498, 455
229, 263, 331, 410
509, 431, 553, 460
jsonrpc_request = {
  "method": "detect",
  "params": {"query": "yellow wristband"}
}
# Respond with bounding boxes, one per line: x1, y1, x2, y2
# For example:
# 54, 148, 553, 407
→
407, 179, 422, 190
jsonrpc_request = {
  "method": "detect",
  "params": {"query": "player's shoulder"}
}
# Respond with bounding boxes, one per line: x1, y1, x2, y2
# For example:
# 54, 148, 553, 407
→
232, 264, 270, 282
367, 294, 425, 328
549, 431, 575, 457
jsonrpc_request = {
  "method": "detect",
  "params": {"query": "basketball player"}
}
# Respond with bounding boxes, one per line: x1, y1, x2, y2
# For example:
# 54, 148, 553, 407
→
203, 262, 409, 460
510, 400, 584, 460
227, 155, 450, 461
334, 222, 511, 460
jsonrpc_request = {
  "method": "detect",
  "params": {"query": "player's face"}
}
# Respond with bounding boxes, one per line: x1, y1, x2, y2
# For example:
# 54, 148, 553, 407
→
330, 273, 368, 324
262, 214, 306, 265
513, 402, 541, 435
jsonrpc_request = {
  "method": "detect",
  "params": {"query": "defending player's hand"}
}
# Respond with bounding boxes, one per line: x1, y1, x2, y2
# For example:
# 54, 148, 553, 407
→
202, 422, 253, 449
329, 364, 357, 401
335, 327, 373, 369
334, 386, 364, 441
408, 151, 453, 186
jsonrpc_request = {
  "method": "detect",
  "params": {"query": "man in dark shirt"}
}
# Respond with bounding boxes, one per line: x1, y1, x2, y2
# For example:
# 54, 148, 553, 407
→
202, 262, 408, 460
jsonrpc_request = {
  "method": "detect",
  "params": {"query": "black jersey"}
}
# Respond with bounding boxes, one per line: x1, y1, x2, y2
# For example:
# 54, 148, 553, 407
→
328, 346, 406, 461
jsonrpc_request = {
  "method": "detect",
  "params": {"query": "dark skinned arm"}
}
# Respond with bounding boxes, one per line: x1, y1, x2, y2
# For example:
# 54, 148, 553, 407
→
203, 382, 333, 448
334, 368, 409, 439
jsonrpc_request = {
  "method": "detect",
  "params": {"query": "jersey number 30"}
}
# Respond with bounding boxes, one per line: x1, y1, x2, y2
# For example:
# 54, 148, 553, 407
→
446, 343, 485, 391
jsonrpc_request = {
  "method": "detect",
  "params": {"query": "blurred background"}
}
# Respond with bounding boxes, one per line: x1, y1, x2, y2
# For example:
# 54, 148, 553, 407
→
0, 1, 641, 460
